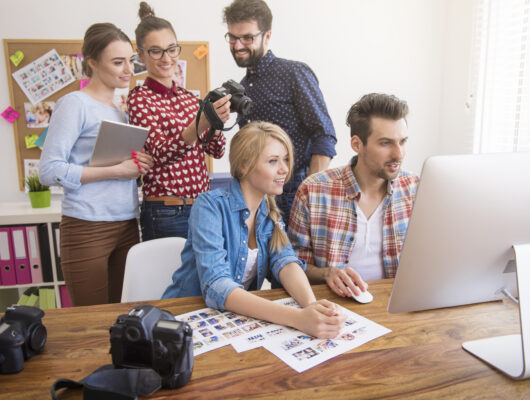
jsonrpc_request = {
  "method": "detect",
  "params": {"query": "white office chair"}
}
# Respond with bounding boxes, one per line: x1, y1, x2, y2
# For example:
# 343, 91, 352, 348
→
121, 237, 186, 302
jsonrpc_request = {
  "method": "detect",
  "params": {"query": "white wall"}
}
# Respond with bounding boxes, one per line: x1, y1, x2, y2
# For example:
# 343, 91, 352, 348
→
0, 0, 475, 202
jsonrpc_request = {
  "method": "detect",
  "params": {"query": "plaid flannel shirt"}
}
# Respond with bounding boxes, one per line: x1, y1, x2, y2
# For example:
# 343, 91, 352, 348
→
288, 157, 419, 278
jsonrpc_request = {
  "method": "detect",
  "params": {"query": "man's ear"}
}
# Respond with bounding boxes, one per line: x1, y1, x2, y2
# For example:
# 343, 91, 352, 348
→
351, 135, 363, 153
263, 30, 272, 48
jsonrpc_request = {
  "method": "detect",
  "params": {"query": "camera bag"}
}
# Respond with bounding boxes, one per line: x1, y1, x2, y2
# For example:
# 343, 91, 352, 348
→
50, 365, 161, 400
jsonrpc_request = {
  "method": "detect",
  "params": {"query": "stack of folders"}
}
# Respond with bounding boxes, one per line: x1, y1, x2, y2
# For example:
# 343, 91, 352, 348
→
0, 224, 62, 286
16, 286, 72, 309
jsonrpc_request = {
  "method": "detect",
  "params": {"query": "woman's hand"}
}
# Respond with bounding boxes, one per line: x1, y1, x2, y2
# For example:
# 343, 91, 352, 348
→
115, 151, 153, 179
293, 299, 346, 339
211, 94, 232, 125
186, 94, 232, 144
133, 150, 154, 173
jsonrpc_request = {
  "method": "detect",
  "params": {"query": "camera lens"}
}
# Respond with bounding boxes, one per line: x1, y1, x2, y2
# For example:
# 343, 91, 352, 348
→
29, 325, 47, 353
239, 98, 252, 115
125, 326, 141, 342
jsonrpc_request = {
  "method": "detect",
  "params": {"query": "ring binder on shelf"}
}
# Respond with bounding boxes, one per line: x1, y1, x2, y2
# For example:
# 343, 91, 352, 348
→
25, 225, 43, 283
36, 224, 53, 282
51, 222, 63, 282
10, 226, 32, 284
59, 285, 72, 308
0, 227, 17, 286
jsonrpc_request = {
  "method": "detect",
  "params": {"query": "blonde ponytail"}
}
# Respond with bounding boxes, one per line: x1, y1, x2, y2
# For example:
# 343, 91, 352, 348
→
266, 195, 290, 253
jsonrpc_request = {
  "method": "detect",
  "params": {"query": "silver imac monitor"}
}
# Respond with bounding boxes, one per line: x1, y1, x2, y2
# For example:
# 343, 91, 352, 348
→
388, 152, 530, 314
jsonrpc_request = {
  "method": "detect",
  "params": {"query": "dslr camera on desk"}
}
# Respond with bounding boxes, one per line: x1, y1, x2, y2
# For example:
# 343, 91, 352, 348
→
0, 305, 47, 374
110, 304, 194, 389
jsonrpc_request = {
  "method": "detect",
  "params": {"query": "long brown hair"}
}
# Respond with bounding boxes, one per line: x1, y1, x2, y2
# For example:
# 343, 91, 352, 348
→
229, 121, 294, 253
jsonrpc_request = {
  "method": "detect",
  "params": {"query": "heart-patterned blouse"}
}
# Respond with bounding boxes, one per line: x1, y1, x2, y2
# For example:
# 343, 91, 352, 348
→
128, 77, 226, 198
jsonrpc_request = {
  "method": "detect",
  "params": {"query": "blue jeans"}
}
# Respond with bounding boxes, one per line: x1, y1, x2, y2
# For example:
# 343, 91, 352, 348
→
140, 200, 192, 241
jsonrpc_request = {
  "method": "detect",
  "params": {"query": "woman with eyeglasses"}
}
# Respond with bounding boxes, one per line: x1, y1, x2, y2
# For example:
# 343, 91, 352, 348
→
128, 2, 232, 241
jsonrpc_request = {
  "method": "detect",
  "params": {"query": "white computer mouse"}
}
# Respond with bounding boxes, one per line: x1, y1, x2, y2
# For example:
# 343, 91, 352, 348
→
346, 286, 374, 304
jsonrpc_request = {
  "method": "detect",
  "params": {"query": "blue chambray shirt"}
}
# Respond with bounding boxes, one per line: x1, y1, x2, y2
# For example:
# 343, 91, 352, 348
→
162, 178, 305, 310
239, 50, 337, 173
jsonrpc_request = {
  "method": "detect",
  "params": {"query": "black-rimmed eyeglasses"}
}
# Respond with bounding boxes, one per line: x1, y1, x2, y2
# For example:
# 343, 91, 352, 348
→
139, 44, 182, 60
224, 31, 264, 45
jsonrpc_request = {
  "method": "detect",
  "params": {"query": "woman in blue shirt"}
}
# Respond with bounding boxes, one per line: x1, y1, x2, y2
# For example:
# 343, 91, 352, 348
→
163, 122, 345, 338
39, 23, 153, 306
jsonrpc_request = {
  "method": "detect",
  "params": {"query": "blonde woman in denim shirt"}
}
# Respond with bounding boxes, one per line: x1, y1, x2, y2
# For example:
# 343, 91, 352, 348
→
163, 122, 345, 338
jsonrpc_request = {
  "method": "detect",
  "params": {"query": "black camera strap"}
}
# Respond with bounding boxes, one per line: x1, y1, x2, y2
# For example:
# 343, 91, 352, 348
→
195, 97, 240, 145
50, 365, 161, 400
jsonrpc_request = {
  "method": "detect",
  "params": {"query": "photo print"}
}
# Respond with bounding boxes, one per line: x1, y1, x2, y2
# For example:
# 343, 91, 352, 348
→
24, 101, 55, 128
13, 49, 74, 104
132, 53, 147, 76
60, 54, 84, 80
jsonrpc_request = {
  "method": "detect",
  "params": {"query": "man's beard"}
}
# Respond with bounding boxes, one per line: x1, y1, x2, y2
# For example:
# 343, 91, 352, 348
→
376, 160, 402, 181
231, 41, 266, 68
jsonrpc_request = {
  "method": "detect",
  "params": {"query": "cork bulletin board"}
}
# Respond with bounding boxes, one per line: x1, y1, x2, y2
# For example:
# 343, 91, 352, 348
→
3, 39, 211, 190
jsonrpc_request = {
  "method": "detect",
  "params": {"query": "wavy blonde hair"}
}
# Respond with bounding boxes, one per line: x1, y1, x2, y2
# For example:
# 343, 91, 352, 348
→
229, 121, 293, 253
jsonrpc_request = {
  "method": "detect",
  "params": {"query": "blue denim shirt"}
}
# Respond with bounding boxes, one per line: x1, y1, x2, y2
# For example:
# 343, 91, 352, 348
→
162, 178, 305, 309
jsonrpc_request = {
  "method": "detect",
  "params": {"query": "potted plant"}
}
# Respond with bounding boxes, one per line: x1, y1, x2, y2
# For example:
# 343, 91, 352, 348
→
25, 173, 51, 208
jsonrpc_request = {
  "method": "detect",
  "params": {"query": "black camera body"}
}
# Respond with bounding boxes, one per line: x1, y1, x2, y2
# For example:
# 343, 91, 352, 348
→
0, 305, 47, 374
109, 305, 193, 389
208, 79, 253, 115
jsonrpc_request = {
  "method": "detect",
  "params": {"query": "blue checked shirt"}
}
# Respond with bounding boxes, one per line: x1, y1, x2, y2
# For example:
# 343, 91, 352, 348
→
239, 51, 337, 172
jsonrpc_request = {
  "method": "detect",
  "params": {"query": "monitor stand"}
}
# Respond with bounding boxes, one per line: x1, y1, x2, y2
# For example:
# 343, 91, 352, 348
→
462, 243, 530, 379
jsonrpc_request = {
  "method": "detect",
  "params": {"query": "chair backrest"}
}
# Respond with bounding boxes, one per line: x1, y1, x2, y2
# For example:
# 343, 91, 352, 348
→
121, 237, 186, 302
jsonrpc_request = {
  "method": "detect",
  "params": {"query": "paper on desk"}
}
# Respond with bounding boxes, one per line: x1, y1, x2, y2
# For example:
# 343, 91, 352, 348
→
234, 297, 392, 373
175, 298, 391, 374
175, 307, 276, 356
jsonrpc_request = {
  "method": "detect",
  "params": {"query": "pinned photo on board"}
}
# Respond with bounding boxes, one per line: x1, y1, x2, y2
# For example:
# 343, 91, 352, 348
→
132, 53, 147, 76
60, 54, 84, 80
174, 60, 187, 88
24, 101, 55, 128
13, 49, 74, 104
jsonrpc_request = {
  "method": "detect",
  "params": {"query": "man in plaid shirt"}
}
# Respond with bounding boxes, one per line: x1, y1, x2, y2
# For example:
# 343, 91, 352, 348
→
288, 93, 419, 299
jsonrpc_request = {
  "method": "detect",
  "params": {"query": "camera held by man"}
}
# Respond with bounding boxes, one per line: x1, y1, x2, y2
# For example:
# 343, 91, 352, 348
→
0, 305, 47, 374
109, 305, 194, 389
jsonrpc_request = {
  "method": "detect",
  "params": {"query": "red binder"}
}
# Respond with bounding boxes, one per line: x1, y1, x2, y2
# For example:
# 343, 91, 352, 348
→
59, 285, 72, 308
0, 227, 16, 285
25, 225, 43, 283
10, 226, 32, 284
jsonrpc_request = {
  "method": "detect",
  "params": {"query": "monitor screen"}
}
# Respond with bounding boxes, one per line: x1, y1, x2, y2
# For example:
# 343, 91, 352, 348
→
388, 152, 530, 313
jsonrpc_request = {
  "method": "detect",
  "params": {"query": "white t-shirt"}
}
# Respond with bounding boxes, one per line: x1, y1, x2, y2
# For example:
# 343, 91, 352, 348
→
242, 247, 259, 289
346, 200, 385, 280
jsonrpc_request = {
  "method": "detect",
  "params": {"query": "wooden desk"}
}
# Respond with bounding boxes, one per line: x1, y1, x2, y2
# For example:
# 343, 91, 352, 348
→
1, 280, 528, 399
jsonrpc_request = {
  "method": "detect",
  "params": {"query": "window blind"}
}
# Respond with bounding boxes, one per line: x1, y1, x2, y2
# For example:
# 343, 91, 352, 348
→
472, 0, 530, 153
